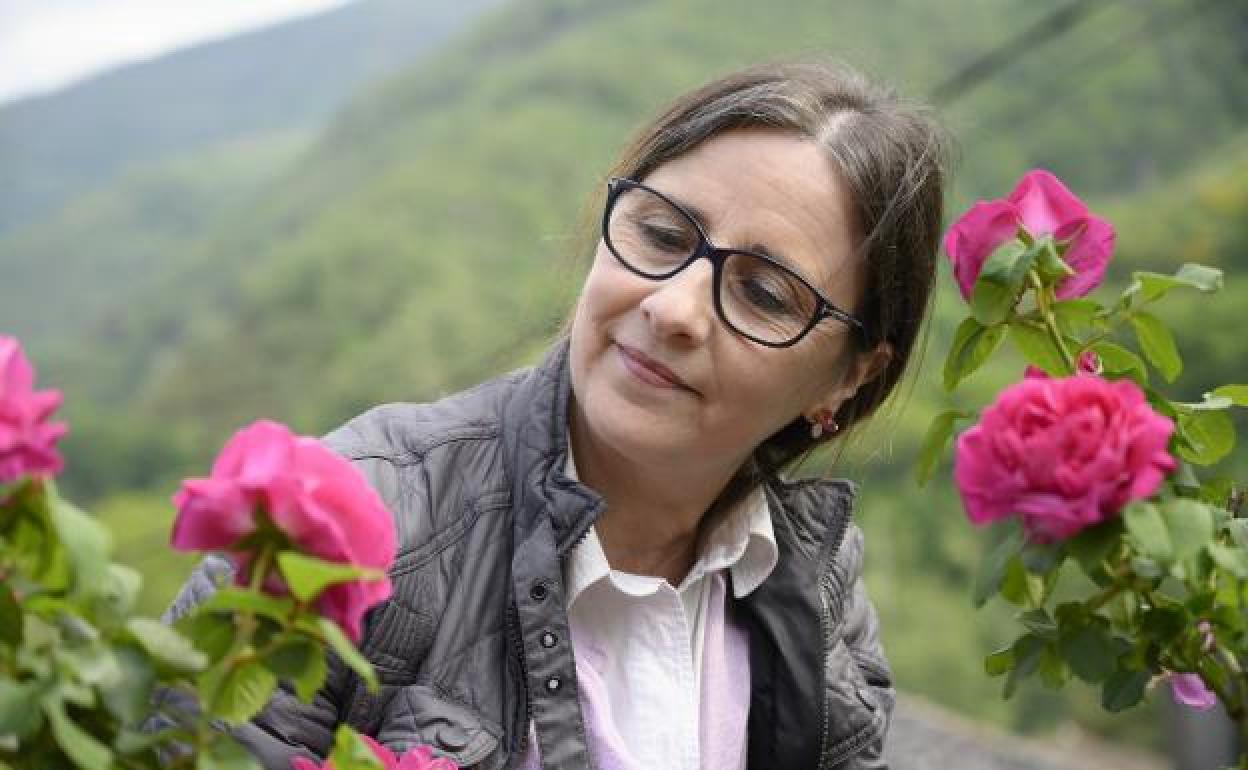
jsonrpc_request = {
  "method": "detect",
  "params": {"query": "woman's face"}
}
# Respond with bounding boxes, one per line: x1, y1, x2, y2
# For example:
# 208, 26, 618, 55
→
569, 129, 886, 474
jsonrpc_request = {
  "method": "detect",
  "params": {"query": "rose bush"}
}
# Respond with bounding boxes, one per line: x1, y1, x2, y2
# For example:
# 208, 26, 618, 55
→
0, 335, 66, 482
171, 419, 396, 642
954, 375, 1176, 542
0, 338, 430, 769
944, 169, 1116, 301
921, 168, 1248, 758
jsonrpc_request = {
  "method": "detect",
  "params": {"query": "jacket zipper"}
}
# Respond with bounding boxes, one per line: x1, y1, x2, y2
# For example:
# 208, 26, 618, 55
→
505, 601, 533, 763
814, 506, 884, 770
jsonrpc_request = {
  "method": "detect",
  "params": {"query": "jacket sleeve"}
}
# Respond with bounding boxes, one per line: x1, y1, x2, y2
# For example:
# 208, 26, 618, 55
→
150, 556, 352, 770
835, 524, 895, 770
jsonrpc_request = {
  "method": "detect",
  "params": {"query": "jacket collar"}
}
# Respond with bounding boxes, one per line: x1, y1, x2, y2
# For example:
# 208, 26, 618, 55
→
500, 337, 604, 554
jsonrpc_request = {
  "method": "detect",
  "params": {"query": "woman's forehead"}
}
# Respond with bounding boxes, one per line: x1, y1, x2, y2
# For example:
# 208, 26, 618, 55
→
640, 130, 862, 289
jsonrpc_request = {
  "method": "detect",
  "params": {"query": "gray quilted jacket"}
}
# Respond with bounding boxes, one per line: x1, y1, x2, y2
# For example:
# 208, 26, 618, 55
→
163, 340, 894, 769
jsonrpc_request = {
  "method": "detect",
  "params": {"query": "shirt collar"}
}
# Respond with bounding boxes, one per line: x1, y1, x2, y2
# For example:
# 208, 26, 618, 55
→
561, 438, 778, 605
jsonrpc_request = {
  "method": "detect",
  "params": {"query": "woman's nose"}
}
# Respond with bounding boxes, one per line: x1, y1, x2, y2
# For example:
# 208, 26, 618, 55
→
638, 258, 715, 345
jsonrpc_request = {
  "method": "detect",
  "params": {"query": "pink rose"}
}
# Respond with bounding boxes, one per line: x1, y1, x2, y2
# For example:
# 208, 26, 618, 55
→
1167, 672, 1217, 711
944, 169, 1116, 301
1023, 349, 1100, 380
954, 375, 1175, 542
290, 735, 459, 770
0, 335, 67, 483
171, 420, 396, 642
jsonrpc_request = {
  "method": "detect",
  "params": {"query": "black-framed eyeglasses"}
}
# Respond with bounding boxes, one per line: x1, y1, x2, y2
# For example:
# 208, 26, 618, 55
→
602, 177, 867, 348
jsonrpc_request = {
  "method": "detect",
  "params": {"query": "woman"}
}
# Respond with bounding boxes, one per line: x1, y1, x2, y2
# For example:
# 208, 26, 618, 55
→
166, 59, 948, 770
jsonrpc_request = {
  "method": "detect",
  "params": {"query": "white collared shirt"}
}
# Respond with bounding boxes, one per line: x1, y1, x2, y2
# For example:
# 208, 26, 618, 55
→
560, 451, 778, 770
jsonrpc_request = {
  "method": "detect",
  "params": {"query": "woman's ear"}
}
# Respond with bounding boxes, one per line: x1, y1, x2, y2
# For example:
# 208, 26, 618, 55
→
812, 341, 893, 415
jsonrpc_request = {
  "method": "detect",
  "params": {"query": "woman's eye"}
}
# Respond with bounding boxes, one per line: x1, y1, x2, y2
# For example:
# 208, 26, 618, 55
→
741, 278, 791, 313
640, 222, 694, 253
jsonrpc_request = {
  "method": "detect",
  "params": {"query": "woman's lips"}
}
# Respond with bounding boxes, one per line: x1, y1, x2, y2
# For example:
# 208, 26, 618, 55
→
615, 343, 691, 391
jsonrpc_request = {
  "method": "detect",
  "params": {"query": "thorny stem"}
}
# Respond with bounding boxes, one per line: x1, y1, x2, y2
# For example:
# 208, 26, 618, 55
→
1029, 271, 1077, 374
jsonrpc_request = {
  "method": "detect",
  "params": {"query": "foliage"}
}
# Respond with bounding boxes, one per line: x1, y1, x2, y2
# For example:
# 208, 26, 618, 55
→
926, 169, 1248, 763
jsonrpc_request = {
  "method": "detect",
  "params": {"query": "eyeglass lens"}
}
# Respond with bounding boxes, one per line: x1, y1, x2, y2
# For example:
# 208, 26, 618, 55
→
606, 183, 821, 345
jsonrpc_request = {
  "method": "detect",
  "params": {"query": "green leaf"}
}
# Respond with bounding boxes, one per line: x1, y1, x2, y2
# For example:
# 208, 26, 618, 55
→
1008, 321, 1070, 376
1160, 499, 1215, 563
1033, 237, 1074, 284
1211, 384, 1248, 406
96, 564, 143, 620
1125, 502, 1172, 564
915, 410, 968, 486
1090, 341, 1148, 385
263, 636, 328, 702
101, 644, 156, 723
200, 588, 296, 621
125, 617, 208, 672
1067, 520, 1123, 585
1038, 645, 1069, 689
1227, 519, 1248, 550
972, 526, 1025, 608
1003, 634, 1045, 699
1132, 264, 1224, 302
0, 583, 20, 647
208, 660, 278, 725
328, 725, 385, 770
1018, 609, 1057, 639
276, 551, 382, 603
0, 680, 44, 738
196, 736, 263, 770
984, 647, 1013, 677
1101, 669, 1150, 712
1208, 544, 1248, 579
46, 491, 112, 597
1052, 298, 1102, 337
1129, 311, 1181, 382
943, 317, 1007, 391
1058, 623, 1119, 684
970, 238, 1033, 325
315, 617, 378, 692
1000, 556, 1047, 608
176, 611, 237, 665
43, 699, 113, 770
1177, 409, 1236, 466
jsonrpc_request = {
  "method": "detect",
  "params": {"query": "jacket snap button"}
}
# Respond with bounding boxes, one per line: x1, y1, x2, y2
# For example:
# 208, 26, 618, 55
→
530, 582, 548, 601
545, 676, 561, 693
540, 631, 557, 648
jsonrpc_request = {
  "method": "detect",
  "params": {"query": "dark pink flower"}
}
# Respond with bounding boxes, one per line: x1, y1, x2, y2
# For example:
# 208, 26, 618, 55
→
290, 735, 459, 770
954, 375, 1175, 542
944, 169, 1115, 301
171, 420, 396, 642
0, 335, 67, 483
1168, 672, 1217, 711
1023, 350, 1100, 379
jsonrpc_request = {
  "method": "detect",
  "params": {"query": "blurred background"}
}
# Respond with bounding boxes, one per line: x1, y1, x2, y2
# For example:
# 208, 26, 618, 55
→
1, 0, 1245, 767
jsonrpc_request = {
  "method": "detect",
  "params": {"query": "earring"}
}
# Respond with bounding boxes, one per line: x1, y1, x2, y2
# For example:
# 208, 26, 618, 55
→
808, 412, 839, 439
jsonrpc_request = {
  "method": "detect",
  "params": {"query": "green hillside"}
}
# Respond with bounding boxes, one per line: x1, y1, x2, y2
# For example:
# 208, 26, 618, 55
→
3, 0, 1247, 756
0, 0, 503, 234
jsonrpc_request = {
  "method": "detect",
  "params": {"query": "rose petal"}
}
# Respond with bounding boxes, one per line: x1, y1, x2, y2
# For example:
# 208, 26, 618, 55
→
1170, 672, 1217, 711
943, 200, 1020, 301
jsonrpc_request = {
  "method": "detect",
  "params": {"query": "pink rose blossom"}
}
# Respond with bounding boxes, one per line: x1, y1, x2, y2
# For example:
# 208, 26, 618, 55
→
954, 375, 1175, 542
1168, 672, 1217, 711
1024, 350, 1101, 380
0, 335, 67, 483
290, 735, 459, 770
944, 169, 1116, 301
171, 420, 396, 642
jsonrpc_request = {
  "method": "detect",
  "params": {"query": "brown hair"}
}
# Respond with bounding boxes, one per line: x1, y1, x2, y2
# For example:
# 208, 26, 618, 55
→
581, 59, 948, 497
